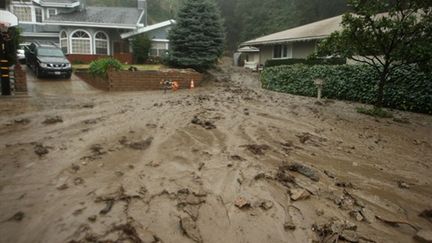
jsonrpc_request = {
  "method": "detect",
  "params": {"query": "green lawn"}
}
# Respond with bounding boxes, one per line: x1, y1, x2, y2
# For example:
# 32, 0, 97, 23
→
73, 64, 164, 71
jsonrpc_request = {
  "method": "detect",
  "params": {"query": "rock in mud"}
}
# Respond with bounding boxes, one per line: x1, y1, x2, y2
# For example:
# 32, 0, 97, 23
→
340, 230, 359, 242
14, 118, 30, 125
8, 211, 25, 221
419, 209, 432, 222
56, 183, 68, 190
99, 200, 114, 215
336, 180, 354, 188
230, 155, 245, 161
415, 230, 432, 243
290, 188, 311, 201
128, 137, 153, 150
234, 197, 251, 209
241, 144, 270, 155
42, 116, 63, 125
73, 177, 84, 185
34, 143, 49, 157
349, 210, 364, 222
286, 163, 320, 182
87, 215, 97, 222
397, 180, 410, 189
191, 116, 216, 130
180, 216, 202, 243
257, 200, 274, 210
296, 132, 312, 144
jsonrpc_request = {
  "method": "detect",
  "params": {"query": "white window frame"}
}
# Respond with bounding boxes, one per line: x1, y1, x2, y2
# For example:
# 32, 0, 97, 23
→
34, 7, 44, 23
59, 30, 68, 54
94, 31, 110, 55
10, 5, 33, 23
70, 29, 93, 54
47, 8, 58, 18
273, 44, 293, 59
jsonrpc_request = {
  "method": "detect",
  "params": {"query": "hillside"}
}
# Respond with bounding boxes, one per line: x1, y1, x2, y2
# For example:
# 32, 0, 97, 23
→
87, 0, 349, 51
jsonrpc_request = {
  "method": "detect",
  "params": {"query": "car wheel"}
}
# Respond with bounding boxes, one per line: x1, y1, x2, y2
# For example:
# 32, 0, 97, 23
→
35, 66, 42, 78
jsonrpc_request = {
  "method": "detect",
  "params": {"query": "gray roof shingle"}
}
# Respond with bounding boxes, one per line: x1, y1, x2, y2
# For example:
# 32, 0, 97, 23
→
47, 7, 143, 27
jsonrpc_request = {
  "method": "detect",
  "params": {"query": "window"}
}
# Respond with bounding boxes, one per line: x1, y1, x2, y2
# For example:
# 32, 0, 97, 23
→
35, 8, 43, 23
273, 44, 292, 59
60, 31, 68, 54
47, 8, 57, 18
149, 42, 168, 57
13, 6, 32, 22
71, 30, 91, 54
94, 32, 109, 55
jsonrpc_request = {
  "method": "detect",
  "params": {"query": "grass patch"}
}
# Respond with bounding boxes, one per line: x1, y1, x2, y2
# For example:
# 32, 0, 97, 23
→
356, 107, 394, 118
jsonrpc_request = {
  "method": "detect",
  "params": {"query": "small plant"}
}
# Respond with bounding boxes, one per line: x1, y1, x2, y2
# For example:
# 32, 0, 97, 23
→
89, 58, 122, 78
356, 107, 393, 118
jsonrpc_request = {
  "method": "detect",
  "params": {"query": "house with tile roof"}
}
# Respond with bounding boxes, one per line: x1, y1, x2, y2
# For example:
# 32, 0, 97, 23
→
238, 15, 343, 67
8, 0, 175, 63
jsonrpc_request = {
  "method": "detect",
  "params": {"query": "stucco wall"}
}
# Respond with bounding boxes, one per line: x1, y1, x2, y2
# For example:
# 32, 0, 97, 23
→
259, 46, 273, 65
292, 41, 317, 58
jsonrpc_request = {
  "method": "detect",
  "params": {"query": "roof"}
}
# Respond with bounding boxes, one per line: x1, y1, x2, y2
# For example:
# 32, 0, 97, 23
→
241, 15, 343, 46
46, 7, 144, 29
237, 46, 260, 53
121, 19, 176, 39
33, 0, 80, 8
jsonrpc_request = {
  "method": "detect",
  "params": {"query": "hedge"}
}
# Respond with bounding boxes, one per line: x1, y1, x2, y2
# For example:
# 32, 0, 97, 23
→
261, 64, 432, 114
265, 58, 346, 68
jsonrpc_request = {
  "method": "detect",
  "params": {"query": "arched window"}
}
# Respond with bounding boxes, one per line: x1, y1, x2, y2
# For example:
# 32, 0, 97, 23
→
94, 32, 109, 55
71, 30, 91, 54
60, 31, 68, 54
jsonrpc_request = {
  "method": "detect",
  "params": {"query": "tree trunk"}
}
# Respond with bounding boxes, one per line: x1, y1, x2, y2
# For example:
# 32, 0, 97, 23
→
375, 70, 388, 108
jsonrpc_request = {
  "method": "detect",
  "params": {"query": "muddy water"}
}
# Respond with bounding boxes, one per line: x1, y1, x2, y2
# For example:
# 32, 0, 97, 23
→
0, 67, 431, 243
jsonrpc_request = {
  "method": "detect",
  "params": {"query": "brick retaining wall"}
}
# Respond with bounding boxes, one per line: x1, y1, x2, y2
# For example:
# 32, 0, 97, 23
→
76, 69, 203, 91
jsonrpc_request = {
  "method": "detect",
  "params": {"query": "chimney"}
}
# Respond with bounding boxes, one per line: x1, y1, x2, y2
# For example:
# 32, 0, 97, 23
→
137, 0, 147, 26
137, 0, 146, 10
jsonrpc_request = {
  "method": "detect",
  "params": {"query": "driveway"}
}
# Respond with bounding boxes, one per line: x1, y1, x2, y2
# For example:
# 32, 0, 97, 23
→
24, 65, 99, 96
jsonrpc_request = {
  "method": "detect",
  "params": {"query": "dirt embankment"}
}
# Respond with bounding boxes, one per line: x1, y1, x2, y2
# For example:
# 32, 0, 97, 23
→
0, 63, 431, 243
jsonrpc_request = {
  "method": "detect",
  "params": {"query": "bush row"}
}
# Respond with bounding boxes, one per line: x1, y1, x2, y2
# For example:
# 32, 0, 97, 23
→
265, 58, 346, 68
261, 64, 432, 114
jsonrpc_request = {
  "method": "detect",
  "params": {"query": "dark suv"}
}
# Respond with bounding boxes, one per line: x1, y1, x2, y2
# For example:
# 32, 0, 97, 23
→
25, 41, 72, 79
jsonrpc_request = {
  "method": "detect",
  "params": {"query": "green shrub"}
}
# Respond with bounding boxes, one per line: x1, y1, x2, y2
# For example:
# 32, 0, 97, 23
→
89, 58, 122, 78
261, 64, 432, 114
356, 107, 394, 118
265, 58, 346, 68
131, 35, 151, 64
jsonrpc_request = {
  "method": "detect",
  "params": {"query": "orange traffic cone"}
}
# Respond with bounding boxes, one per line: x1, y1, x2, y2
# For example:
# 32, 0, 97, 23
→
190, 79, 195, 89
172, 81, 179, 91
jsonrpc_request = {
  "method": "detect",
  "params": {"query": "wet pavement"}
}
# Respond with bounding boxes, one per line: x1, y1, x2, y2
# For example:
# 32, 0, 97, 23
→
24, 65, 99, 97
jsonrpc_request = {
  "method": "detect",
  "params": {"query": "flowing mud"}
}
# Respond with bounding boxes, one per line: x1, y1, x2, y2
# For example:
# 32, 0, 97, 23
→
0, 63, 431, 243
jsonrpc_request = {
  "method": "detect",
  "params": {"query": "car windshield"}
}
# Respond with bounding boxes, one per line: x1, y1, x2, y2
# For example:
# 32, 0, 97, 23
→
38, 48, 65, 57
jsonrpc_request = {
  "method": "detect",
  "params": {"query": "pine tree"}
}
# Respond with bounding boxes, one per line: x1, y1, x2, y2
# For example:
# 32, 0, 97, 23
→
168, 0, 225, 71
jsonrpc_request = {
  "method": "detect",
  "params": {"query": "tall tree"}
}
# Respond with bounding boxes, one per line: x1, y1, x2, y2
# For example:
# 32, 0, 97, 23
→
319, 0, 432, 108
168, 0, 224, 70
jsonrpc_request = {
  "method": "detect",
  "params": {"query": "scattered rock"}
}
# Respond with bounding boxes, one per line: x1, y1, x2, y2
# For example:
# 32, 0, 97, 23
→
14, 118, 30, 125
336, 180, 354, 188
316, 209, 324, 216
72, 208, 85, 216
146, 160, 160, 167
90, 144, 105, 156
128, 137, 153, 150
115, 171, 124, 177
286, 162, 320, 182
398, 180, 410, 189
81, 103, 94, 108
180, 216, 202, 243
258, 200, 274, 210
42, 116, 63, 125
276, 166, 295, 185
56, 183, 68, 190
71, 164, 80, 172
99, 200, 114, 215
290, 188, 311, 201
73, 177, 84, 185
415, 230, 432, 243
8, 211, 24, 221
198, 162, 205, 171
87, 215, 97, 222
241, 144, 270, 155
34, 143, 49, 157
230, 155, 245, 161
191, 116, 216, 130
349, 210, 364, 222
234, 197, 251, 209
340, 230, 359, 242
324, 170, 336, 179
296, 132, 312, 144
360, 208, 376, 223
284, 221, 296, 230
